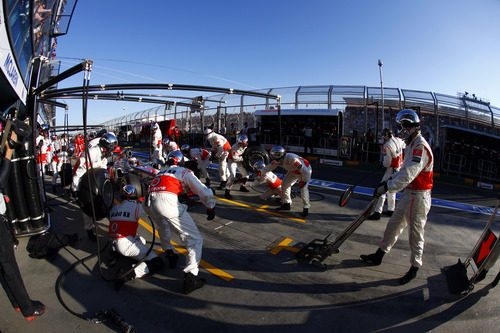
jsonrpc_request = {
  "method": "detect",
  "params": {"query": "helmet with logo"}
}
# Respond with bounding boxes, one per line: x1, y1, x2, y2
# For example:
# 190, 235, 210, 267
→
396, 109, 420, 142
121, 184, 137, 200
237, 134, 249, 146
166, 150, 184, 167
99, 132, 118, 152
180, 144, 191, 155
253, 161, 266, 172
270, 146, 286, 160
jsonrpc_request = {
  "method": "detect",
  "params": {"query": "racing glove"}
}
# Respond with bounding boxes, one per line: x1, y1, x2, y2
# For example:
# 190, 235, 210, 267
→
206, 208, 215, 220
298, 181, 306, 189
374, 181, 388, 197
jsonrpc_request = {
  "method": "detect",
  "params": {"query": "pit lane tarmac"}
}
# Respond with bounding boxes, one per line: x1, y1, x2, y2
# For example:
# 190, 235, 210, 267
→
1, 170, 499, 333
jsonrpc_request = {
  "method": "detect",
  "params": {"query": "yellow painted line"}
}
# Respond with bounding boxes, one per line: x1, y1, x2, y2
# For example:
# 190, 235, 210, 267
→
214, 196, 306, 223
137, 217, 234, 281
270, 238, 300, 255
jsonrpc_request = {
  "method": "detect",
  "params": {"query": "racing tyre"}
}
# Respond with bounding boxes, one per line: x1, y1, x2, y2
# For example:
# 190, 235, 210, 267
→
243, 146, 270, 171
77, 168, 114, 220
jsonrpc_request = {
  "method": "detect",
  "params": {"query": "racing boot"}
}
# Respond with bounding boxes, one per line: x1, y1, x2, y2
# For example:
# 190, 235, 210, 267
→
475, 269, 487, 283
23, 301, 46, 321
183, 272, 206, 294
302, 208, 309, 217
145, 257, 164, 275
205, 178, 211, 187
224, 189, 232, 199
382, 210, 394, 217
114, 269, 136, 291
360, 248, 385, 266
368, 212, 381, 220
164, 249, 179, 269
218, 181, 227, 190
240, 185, 249, 192
400, 266, 419, 285
277, 203, 291, 211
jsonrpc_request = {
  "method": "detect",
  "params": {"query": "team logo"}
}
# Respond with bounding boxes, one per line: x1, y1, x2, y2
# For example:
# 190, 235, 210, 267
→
150, 177, 161, 187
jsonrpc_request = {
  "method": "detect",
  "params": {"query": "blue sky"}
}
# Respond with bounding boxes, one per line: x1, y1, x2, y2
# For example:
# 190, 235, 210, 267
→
55, 0, 500, 126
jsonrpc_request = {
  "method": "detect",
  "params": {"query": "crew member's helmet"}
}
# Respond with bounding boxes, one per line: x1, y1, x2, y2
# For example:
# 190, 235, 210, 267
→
99, 132, 118, 152
270, 146, 286, 160
163, 138, 170, 145
152, 123, 159, 131
253, 161, 266, 172
237, 134, 249, 146
167, 150, 184, 167
41, 124, 49, 136
395, 109, 420, 142
128, 157, 138, 166
203, 127, 213, 136
122, 184, 137, 200
180, 144, 191, 155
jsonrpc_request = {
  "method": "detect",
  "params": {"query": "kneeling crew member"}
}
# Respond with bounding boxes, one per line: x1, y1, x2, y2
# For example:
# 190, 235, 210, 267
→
109, 185, 164, 283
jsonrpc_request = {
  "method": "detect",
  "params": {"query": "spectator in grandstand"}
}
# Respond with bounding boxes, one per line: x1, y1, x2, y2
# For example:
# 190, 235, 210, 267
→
263, 146, 312, 217
303, 123, 314, 154
368, 128, 405, 220
360, 109, 434, 285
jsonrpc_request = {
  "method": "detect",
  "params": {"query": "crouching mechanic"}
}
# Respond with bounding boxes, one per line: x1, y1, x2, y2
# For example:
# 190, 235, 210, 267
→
71, 132, 117, 240
108, 185, 164, 284
263, 146, 312, 217
180, 144, 211, 187
360, 109, 433, 285
368, 128, 405, 220
144, 150, 216, 294
204, 127, 231, 189
245, 161, 282, 202
224, 134, 250, 199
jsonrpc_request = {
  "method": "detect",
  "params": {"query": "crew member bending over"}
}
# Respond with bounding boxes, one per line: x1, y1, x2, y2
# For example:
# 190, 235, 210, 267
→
181, 144, 211, 187
204, 127, 231, 189
224, 134, 250, 199
144, 150, 216, 294
245, 161, 282, 202
263, 146, 312, 217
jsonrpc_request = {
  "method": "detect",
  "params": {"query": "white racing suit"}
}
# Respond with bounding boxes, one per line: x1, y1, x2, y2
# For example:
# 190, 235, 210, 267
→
152, 129, 163, 165
162, 141, 179, 160
108, 200, 159, 278
189, 148, 211, 182
51, 150, 69, 185
225, 143, 249, 190
246, 170, 282, 201
206, 132, 231, 182
379, 133, 434, 268
36, 135, 50, 174
71, 138, 108, 230
263, 153, 312, 209
144, 166, 216, 276
374, 136, 405, 214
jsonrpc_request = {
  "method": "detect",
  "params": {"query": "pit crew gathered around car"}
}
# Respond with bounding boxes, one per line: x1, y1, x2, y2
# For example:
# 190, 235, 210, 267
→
360, 109, 434, 285
204, 127, 231, 189
180, 144, 211, 187
151, 123, 163, 166
262, 146, 312, 217
368, 128, 405, 220
144, 150, 216, 294
71, 132, 117, 240
245, 161, 283, 202
224, 134, 250, 199
108, 185, 164, 288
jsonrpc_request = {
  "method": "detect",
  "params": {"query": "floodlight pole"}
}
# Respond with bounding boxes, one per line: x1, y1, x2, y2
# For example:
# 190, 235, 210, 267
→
378, 59, 384, 141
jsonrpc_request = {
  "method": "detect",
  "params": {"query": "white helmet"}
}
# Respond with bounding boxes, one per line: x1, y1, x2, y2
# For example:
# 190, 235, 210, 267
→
396, 109, 420, 142
152, 123, 159, 130
203, 127, 213, 135
270, 146, 286, 160
237, 134, 249, 146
